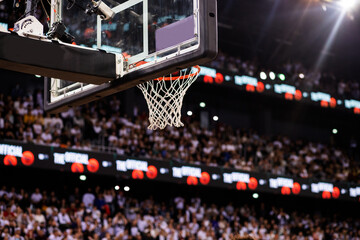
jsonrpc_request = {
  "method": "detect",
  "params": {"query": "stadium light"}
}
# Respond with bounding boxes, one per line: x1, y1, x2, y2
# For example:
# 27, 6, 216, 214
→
199, 102, 206, 108
79, 175, 86, 181
338, 0, 356, 11
187, 111, 193, 116
114, 185, 120, 190
269, 72, 276, 80
213, 116, 219, 121
260, 72, 267, 80
124, 186, 130, 191
278, 74, 286, 81
252, 193, 259, 199
299, 73, 305, 79
332, 128, 338, 134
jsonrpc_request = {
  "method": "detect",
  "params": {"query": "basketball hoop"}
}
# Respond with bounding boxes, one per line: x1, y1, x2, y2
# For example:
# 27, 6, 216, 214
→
137, 65, 201, 130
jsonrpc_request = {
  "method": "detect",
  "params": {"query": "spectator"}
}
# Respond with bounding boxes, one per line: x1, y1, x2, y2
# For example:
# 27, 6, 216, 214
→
34, 208, 46, 225
82, 188, 95, 208
32, 118, 43, 136
57, 208, 71, 231
174, 196, 185, 210
23, 126, 34, 142
23, 106, 36, 125
40, 128, 52, 144
0, 186, 8, 197
30, 188, 42, 206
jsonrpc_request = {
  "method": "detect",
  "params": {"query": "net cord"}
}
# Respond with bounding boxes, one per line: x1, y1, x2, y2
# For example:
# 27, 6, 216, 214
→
137, 66, 200, 130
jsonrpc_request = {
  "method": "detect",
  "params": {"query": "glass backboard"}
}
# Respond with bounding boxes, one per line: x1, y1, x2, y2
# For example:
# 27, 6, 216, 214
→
45, 0, 217, 112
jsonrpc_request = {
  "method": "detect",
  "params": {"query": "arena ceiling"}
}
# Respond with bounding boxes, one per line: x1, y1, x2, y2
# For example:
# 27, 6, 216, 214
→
217, 0, 360, 78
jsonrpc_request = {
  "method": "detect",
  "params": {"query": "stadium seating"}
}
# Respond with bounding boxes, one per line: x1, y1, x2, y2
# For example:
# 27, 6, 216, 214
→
0, 183, 359, 239
0, 91, 359, 184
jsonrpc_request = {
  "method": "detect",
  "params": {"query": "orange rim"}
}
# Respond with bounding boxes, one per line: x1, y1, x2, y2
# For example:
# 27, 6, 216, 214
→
154, 65, 201, 81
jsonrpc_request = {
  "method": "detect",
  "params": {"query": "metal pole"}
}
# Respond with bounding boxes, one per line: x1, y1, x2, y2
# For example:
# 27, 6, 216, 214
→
25, 0, 36, 17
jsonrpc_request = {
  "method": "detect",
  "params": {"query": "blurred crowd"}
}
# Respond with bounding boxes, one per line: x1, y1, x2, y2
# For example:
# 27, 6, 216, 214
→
0, 0, 360, 185
210, 52, 360, 100
0, 90, 359, 184
0, 185, 359, 240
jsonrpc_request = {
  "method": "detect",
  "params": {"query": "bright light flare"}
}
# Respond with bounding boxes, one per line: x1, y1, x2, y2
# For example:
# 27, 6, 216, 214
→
269, 72, 276, 80
260, 72, 267, 80
338, 0, 356, 11
278, 74, 286, 81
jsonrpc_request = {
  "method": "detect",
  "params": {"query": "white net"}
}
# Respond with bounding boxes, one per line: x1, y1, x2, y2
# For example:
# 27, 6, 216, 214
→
137, 66, 200, 130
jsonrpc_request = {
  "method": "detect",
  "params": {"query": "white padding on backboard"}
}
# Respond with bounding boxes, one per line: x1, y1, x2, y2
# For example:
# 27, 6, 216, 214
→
155, 16, 195, 51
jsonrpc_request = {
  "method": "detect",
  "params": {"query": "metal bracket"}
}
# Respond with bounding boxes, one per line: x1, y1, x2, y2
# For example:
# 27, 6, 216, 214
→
115, 53, 124, 78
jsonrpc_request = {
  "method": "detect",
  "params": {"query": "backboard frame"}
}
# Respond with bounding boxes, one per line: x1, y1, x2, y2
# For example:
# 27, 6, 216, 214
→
44, 0, 217, 113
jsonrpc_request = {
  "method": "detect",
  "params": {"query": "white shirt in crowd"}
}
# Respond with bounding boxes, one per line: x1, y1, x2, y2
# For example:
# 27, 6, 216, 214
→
189, 220, 199, 235
34, 214, 46, 224
0, 190, 8, 197
174, 197, 185, 210
40, 131, 52, 142
48, 233, 63, 240
104, 194, 113, 203
137, 218, 147, 232
31, 192, 42, 203
197, 227, 207, 240
82, 192, 95, 207
33, 122, 42, 135
58, 212, 71, 225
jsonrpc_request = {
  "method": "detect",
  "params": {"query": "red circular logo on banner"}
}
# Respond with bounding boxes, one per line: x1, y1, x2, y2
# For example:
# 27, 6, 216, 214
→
246, 84, 255, 92
132, 169, 144, 179
21, 151, 34, 166
292, 182, 301, 195
248, 177, 258, 190
295, 90, 302, 101
285, 92, 294, 100
203, 75, 213, 84
215, 73, 224, 84
281, 186, 291, 195
146, 165, 158, 179
236, 181, 247, 190
200, 172, 210, 185
332, 187, 340, 199
4, 155, 17, 166
71, 162, 84, 173
330, 98, 336, 108
322, 191, 331, 199
87, 158, 99, 173
256, 82, 264, 93
320, 100, 329, 108
187, 176, 198, 185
